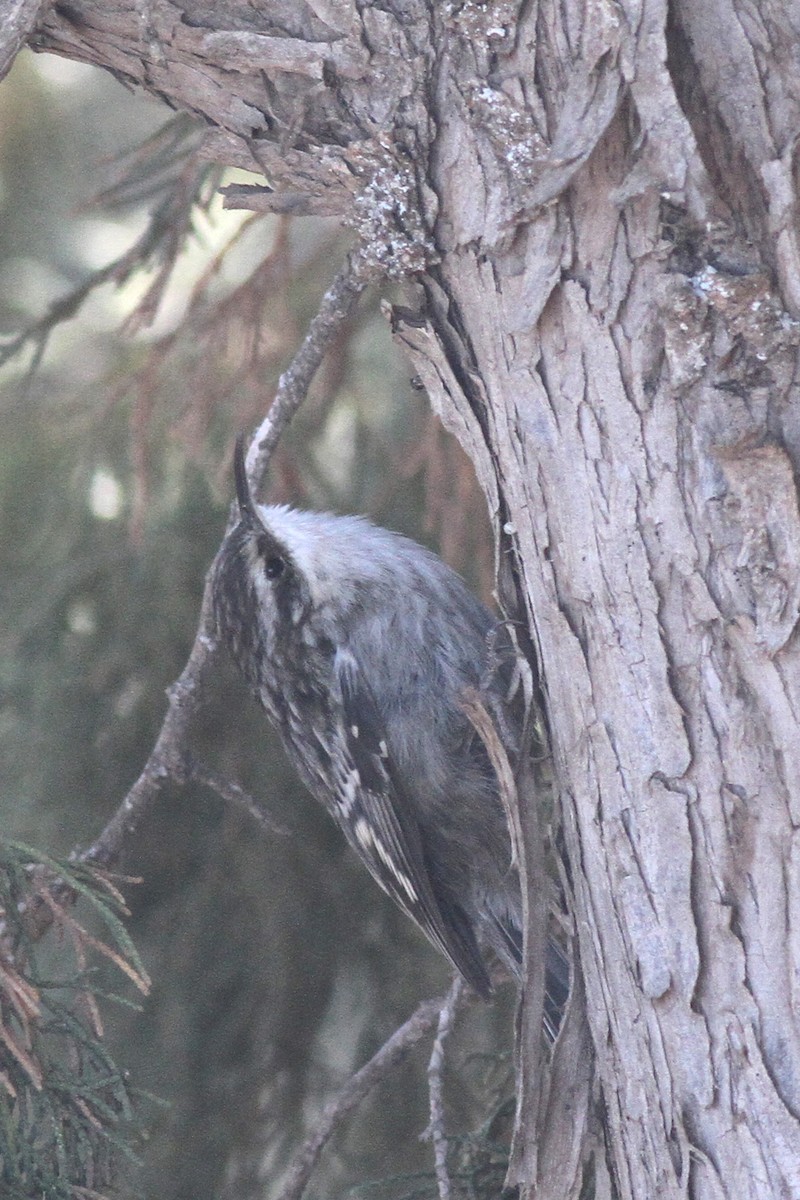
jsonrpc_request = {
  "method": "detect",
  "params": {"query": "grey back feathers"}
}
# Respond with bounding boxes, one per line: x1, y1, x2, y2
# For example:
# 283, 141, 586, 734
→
212, 442, 567, 1021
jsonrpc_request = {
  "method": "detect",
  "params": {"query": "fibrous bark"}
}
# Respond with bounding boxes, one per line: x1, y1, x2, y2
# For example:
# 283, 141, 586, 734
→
25, 2, 800, 1198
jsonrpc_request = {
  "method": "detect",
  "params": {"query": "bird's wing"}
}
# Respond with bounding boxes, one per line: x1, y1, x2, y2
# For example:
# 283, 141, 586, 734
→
333, 649, 491, 998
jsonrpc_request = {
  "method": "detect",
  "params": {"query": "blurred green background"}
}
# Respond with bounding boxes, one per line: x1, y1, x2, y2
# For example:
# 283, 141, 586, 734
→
0, 50, 513, 1200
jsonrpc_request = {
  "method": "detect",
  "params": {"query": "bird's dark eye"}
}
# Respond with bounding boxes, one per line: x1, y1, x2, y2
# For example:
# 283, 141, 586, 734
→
255, 534, 287, 581
264, 555, 285, 580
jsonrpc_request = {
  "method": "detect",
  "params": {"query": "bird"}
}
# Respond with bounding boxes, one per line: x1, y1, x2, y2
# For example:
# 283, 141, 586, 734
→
212, 437, 567, 1022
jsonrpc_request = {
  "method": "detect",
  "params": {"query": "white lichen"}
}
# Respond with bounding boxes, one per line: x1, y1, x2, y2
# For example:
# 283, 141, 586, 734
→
350, 159, 435, 278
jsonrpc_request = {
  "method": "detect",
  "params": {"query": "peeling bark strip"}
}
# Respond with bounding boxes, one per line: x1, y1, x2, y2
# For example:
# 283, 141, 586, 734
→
25, 2, 800, 1198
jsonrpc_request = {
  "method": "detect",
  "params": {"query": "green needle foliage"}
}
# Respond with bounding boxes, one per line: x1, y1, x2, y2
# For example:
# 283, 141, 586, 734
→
0, 839, 151, 1199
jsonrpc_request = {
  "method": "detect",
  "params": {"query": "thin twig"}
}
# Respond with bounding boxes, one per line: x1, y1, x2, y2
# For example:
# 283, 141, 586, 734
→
281, 995, 447, 1200
247, 251, 369, 489
423, 975, 464, 1200
185, 761, 289, 837
79, 591, 217, 871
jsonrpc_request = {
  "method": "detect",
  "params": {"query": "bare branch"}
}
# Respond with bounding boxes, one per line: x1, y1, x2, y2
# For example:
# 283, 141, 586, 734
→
280, 995, 449, 1200
246, 251, 369, 490
423, 975, 465, 1200
81, 588, 216, 870
185, 761, 289, 837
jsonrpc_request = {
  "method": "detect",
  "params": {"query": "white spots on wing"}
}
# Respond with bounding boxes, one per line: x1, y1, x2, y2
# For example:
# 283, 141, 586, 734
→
378, 739, 388, 758
354, 817, 373, 849
350, 724, 359, 739
379, 846, 419, 903
338, 768, 360, 818
353, 821, 419, 905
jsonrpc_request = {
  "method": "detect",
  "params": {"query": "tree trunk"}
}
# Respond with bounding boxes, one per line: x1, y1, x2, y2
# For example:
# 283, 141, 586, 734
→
20, 2, 800, 1197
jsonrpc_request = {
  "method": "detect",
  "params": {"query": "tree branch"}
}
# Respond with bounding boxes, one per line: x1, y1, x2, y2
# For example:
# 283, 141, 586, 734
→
280, 995, 449, 1200
0, 0, 49, 83
184, 761, 289, 837
246, 251, 369, 489
423, 976, 464, 1200
81, 596, 217, 870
